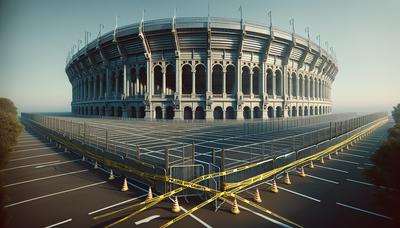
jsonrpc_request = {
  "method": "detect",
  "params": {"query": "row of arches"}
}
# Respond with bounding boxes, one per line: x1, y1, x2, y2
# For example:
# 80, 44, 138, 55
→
73, 64, 332, 102
74, 104, 331, 120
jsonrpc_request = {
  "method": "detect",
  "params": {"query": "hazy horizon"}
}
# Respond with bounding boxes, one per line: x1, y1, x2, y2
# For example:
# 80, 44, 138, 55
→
0, 0, 398, 114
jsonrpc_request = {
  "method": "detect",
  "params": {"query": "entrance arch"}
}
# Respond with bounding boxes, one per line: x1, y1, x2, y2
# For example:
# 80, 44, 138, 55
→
214, 106, 223, 119
184, 107, 193, 120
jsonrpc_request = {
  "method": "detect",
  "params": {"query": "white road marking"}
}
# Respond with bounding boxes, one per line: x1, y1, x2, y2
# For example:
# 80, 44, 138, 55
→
12, 146, 55, 153
12, 142, 50, 149
346, 179, 374, 187
331, 158, 360, 165
88, 194, 147, 215
349, 149, 373, 154
277, 186, 321, 202
357, 167, 365, 170
4, 181, 106, 208
314, 164, 349, 173
340, 152, 366, 158
8, 152, 66, 162
0, 160, 61, 172
17, 139, 39, 144
336, 202, 392, 220
44, 218, 72, 228
238, 204, 291, 228
35, 159, 80, 168
303, 173, 339, 184
364, 163, 374, 166
3, 169, 89, 188
134, 215, 160, 225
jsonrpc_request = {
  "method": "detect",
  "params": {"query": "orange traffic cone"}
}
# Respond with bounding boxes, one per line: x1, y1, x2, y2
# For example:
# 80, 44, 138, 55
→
253, 188, 262, 203
283, 172, 291, 185
340, 148, 344, 152
172, 196, 181, 213
320, 156, 325, 164
94, 161, 99, 169
147, 186, 153, 200
299, 167, 306, 177
335, 150, 339, 155
82, 155, 86, 161
231, 197, 240, 214
121, 178, 129, 192
109, 169, 115, 180
328, 154, 332, 160
309, 160, 315, 169
270, 179, 279, 193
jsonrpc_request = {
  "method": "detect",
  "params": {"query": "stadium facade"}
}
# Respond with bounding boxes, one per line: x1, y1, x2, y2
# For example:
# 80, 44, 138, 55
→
66, 17, 338, 120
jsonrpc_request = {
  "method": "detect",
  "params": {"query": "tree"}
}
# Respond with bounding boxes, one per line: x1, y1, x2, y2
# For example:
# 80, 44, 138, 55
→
366, 104, 400, 223
392, 103, 400, 124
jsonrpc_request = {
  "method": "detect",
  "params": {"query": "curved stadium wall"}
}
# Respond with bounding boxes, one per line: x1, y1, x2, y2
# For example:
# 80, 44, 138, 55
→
66, 17, 338, 120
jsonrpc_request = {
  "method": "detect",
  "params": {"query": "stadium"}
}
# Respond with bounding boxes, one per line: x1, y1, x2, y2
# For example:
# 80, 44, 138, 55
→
66, 17, 338, 120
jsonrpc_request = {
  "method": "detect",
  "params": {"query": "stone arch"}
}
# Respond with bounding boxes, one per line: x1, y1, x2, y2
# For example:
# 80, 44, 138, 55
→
212, 64, 223, 94
166, 106, 174, 119
195, 106, 205, 119
243, 106, 251, 119
291, 72, 297, 97
184, 106, 193, 120
242, 66, 250, 95
253, 106, 261, 119
276, 106, 283, 117
214, 106, 223, 119
226, 65, 235, 94
266, 68, 273, 96
153, 65, 162, 95
155, 106, 162, 119
275, 70, 282, 96
253, 67, 260, 95
166, 64, 175, 95
195, 64, 206, 94
268, 106, 274, 118
226, 106, 235, 119
182, 64, 192, 94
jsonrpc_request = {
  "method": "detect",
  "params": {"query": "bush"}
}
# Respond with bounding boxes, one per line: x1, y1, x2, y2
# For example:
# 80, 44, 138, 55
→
366, 104, 400, 222
0, 98, 22, 228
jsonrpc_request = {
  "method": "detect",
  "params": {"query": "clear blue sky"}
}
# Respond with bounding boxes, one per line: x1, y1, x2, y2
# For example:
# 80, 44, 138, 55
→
0, 0, 398, 114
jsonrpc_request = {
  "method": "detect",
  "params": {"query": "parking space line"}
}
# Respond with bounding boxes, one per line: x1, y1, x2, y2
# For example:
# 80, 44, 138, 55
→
12, 146, 56, 154
277, 186, 321, 202
12, 142, 50, 149
237, 204, 291, 228
88, 194, 147, 215
341, 152, 366, 158
330, 158, 360, 165
35, 159, 80, 168
302, 173, 339, 184
349, 149, 373, 154
8, 152, 66, 162
314, 165, 349, 173
134, 215, 161, 225
4, 181, 106, 208
363, 163, 374, 166
346, 179, 374, 187
0, 160, 61, 172
3, 169, 89, 188
44, 218, 73, 228
336, 202, 392, 220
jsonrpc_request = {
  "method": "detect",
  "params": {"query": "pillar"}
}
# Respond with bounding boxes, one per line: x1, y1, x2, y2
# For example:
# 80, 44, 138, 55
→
222, 68, 226, 97
272, 71, 276, 98
135, 67, 140, 96
162, 68, 166, 96
191, 69, 196, 97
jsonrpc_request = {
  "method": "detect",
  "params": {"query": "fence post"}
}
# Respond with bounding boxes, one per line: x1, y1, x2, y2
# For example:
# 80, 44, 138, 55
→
212, 148, 215, 164
136, 145, 140, 160
192, 142, 195, 166
105, 129, 108, 151
220, 148, 225, 191
165, 148, 169, 171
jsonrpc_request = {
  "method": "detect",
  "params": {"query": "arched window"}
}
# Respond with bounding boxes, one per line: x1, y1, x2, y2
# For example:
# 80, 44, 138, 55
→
267, 69, 273, 96
155, 106, 162, 119
214, 106, 223, 119
267, 106, 274, 118
130, 68, 136, 96
139, 67, 147, 95
275, 70, 282, 96
299, 75, 303, 97
292, 73, 297, 97
226, 65, 235, 94
212, 65, 223, 94
166, 65, 175, 95
253, 107, 261, 118
226, 107, 235, 119
243, 106, 251, 119
242, 67, 250, 95
253, 67, 260, 95
305, 76, 309, 98
195, 65, 206, 94
182, 65, 192, 94
166, 106, 174, 119
184, 106, 193, 120
195, 106, 205, 119
276, 106, 283, 117
153, 66, 162, 95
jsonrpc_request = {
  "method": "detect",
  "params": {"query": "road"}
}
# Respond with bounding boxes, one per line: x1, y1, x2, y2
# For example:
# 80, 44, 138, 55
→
1, 120, 396, 227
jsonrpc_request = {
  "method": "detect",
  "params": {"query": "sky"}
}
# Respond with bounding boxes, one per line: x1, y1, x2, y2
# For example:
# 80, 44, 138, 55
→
0, 0, 399, 114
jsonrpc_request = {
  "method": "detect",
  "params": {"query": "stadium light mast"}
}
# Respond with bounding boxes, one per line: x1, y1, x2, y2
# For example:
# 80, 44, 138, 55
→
289, 18, 295, 34
77, 40, 82, 51
98, 24, 104, 39
267, 10, 272, 28
316, 34, 321, 52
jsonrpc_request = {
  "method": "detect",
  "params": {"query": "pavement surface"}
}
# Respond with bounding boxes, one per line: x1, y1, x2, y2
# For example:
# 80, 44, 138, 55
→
1, 120, 397, 228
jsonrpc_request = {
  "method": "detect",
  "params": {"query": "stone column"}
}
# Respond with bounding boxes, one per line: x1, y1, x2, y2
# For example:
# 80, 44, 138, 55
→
115, 69, 119, 99
123, 64, 127, 99
93, 77, 97, 100
222, 68, 227, 97
105, 68, 110, 98
135, 67, 140, 96
99, 75, 103, 99
272, 71, 276, 98
249, 70, 253, 97
191, 69, 196, 97
162, 68, 166, 96
296, 75, 299, 98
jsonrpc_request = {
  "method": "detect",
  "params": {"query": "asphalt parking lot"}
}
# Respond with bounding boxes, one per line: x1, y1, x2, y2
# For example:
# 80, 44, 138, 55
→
2, 120, 396, 227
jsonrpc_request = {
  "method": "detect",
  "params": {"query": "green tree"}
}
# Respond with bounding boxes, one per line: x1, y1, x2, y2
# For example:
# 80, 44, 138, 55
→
392, 103, 400, 124
366, 104, 400, 223
0, 98, 22, 228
